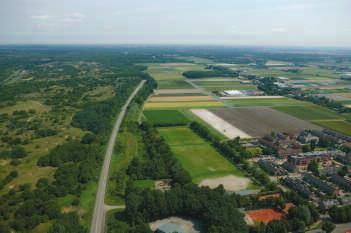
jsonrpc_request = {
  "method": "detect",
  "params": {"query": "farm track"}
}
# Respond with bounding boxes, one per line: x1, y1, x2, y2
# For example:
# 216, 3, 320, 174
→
90, 80, 145, 233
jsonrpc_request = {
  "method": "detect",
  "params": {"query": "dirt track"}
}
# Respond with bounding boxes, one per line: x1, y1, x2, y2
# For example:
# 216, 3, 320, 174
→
199, 175, 250, 191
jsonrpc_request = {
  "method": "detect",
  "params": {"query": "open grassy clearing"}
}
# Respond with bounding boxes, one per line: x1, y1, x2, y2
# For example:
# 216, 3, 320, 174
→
158, 126, 245, 183
224, 97, 307, 107
143, 109, 190, 126
0, 100, 50, 114
144, 101, 224, 109
274, 105, 343, 121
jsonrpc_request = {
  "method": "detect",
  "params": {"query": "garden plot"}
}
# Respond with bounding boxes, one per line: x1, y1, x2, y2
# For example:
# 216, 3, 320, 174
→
190, 109, 251, 139
210, 107, 322, 137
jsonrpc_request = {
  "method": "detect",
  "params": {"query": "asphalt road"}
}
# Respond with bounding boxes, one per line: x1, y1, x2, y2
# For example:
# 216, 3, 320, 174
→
90, 80, 146, 233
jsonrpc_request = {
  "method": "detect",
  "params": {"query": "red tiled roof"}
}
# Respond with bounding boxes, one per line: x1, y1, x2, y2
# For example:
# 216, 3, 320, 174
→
246, 209, 284, 224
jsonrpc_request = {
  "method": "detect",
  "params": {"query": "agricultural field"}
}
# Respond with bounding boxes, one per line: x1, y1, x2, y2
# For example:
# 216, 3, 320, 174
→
191, 80, 257, 91
224, 97, 307, 107
148, 95, 215, 102
210, 107, 322, 137
274, 105, 351, 135
144, 101, 224, 109
274, 105, 343, 121
158, 126, 248, 186
143, 109, 190, 126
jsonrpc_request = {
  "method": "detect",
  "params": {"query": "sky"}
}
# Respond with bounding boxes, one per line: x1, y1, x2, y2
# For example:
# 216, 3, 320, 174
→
1, 0, 351, 47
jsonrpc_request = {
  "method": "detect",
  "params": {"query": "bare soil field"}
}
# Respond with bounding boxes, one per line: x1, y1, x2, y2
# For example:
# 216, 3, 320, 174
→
199, 175, 250, 192
210, 107, 322, 137
149, 96, 215, 102
150, 217, 200, 233
191, 109, 251, 139
154, 89, 203, 95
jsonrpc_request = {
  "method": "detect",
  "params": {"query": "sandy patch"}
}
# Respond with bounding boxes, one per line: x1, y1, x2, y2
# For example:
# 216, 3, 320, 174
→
220, 96, 284, 100
191, 109, 251, 139
155, 89, 203, 95
149, 96, 215, 102
150, 217, 200, 233
199, 175, 250, 192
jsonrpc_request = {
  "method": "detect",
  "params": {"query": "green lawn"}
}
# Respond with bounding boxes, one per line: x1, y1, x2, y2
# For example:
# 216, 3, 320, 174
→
143, 109, 190, 126
158, 126, 244, 183
158, 126, 206, 146
274, 105, 343, 121
225, 97, 307, 107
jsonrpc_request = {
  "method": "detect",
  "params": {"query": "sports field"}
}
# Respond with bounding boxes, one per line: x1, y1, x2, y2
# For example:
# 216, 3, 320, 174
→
224, 97, 307, 107
158, 126, 245, 183
143, 110, 190, 126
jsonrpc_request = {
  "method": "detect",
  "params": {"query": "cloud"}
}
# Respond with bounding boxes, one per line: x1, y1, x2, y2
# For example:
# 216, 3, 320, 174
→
271, 27, 288, 33
62, 12, 85, 23
31, 15, 52, 21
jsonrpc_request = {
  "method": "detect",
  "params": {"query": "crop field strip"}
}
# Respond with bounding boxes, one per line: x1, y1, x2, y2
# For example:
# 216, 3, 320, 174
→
148, 95, 215, 102
158, 126, 245, 183
143, 109, 190, 126
144, 101, 224, 109
224, 97, 309, 107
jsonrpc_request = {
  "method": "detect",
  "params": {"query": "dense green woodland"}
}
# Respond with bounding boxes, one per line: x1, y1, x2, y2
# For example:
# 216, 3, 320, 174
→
0, 47, 161, 233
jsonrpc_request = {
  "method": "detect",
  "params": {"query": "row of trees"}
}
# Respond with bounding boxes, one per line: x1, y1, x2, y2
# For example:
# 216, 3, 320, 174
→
182, 67, 238, 79
127, 122, 191, 185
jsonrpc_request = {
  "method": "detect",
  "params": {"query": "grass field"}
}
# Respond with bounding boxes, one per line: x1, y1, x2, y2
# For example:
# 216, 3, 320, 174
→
157, 80, 194, 89
158, 126, 245, 183
313, 120, 351, 136
143, 109, 190, 126
274, 105, 343, 121
274, 104, 351, 135
225, 97, 307, 107
144, 101, 224, 109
